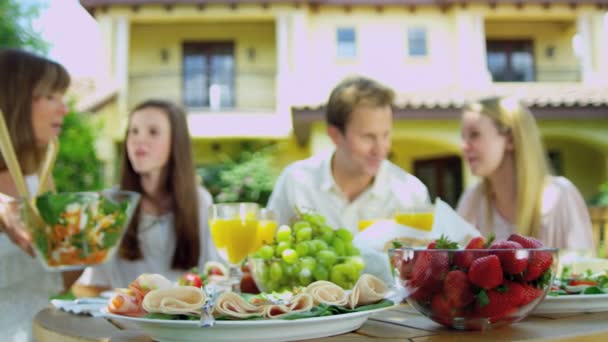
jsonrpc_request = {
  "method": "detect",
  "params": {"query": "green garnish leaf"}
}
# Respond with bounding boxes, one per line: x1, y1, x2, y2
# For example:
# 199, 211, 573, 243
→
582, 286, 604, 295
392, 240, 404, 248
477, 289, 489, 307
144, 313, 198, 320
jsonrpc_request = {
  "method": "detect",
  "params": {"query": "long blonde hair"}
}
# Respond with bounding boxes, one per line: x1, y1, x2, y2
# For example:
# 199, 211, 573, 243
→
464, 97, 550, 237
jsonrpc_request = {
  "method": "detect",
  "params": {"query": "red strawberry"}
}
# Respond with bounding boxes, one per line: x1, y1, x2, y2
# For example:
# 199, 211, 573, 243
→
431, 293, 463, 326
507, 234, 553, 281
408, 250, 450, 301
473, 234, 499, 249
502, 281, 525, 306
408, 284, 437, 302
427, 235, 459, 250
490, 240, 528, 275
507, 233, 543, 248
407, 236, 458, 301
468, 255, 503, 289
453, 250, 474, 270
474, 288, 519, 321
240, 273, 260, 294
520, 284, 545, 306
443, 270, 474, 307
453, 236, 492, 270
523, 250, 553, 281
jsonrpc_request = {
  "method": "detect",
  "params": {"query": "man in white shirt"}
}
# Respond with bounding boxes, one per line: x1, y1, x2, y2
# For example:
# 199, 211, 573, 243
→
267, 76, 430, 234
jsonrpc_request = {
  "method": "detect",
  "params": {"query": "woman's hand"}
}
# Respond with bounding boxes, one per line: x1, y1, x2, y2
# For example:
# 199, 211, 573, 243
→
0, 194, 35, 257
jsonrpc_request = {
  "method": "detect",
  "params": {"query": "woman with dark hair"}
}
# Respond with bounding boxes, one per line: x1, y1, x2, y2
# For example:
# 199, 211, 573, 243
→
0, 48, 70, 341
77, 99, 222, 289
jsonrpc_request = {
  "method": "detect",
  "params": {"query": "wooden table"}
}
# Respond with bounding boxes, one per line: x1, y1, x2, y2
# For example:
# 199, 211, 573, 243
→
33, 305, 608, 342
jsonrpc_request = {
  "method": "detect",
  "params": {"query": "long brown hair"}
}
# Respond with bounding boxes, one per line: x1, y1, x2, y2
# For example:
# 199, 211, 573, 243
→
0, 48, 70, 173
118, 99, 201, 270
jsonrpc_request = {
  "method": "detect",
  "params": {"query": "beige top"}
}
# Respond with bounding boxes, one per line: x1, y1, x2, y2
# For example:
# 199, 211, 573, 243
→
456, 176, 594, 250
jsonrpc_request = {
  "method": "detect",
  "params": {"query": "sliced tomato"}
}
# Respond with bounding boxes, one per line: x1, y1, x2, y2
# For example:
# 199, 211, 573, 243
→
179, 272, 203, 288
204, 261, 228, 276
568, 279, 598, 286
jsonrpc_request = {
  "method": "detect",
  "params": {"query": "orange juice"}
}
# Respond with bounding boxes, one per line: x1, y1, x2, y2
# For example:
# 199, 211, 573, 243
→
358, 219, 378, 232
254, 219, 277, 251
209, 218, 258, 264
394, 212, 434, 231
209, 219, 227, 248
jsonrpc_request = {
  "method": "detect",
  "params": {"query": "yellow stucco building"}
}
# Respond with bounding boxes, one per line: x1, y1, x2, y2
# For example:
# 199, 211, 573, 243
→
79, 0, 608, 207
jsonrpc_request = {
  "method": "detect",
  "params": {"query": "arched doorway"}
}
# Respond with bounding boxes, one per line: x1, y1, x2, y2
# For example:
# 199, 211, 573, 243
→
391, 136, 463, 207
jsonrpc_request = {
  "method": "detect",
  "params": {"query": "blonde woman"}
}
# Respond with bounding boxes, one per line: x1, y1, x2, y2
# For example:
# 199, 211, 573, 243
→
456, 97, 593, 249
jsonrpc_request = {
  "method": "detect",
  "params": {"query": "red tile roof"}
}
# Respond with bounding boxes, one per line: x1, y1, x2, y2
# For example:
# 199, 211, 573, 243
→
293, 84, 608, 111
80, 0, 608, 9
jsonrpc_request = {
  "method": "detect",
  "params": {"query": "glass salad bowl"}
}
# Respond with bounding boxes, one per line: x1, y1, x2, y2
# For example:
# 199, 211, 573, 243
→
18, 190, 140, 271
388, 246, 558, 330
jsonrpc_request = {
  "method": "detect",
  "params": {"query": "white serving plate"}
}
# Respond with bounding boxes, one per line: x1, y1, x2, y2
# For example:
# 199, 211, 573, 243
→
534, 293, 608, 314
104, 306, 391, 342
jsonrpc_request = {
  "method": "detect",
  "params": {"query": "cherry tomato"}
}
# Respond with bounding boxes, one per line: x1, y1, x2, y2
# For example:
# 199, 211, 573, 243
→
568, 279, 598, 286
180, 273, 203, 288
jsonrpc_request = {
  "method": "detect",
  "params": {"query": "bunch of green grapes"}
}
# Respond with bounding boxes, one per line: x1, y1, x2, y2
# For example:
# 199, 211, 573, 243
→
251, 212, 365, 291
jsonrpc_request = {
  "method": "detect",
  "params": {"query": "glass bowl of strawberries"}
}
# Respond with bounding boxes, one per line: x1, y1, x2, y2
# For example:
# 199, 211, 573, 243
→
388, 234, 558, 331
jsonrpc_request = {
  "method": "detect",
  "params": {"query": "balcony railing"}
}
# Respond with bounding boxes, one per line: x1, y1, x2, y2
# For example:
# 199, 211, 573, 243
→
490, 66, 582, 83
536, 67, 582, 83
128, 69, 277, 111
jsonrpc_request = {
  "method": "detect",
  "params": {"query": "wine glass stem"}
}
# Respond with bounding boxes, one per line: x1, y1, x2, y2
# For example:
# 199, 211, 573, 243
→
228, 265, 242, 293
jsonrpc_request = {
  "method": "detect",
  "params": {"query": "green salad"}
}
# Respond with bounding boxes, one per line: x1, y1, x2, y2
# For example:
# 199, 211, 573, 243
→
549, 266, 608, 296
31, 192, 130, 267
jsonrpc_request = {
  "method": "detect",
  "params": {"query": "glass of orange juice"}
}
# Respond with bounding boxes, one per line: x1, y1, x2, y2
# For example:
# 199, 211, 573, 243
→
394, 204, 435, 231
254, 208, 277, 252
358, 218, 380, 232
209, 202, 259, 291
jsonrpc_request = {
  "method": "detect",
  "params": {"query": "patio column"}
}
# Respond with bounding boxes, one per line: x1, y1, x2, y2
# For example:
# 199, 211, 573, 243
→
576, 12, 608, 85
577, 13, 595, 84
275, 12, 293, 135
114, 16, 130, 117
94, 14, 129, 186
290, 11, 309, 106
591, 13, 608, 85
96, 15, 114, 88
454, 11, 491, 89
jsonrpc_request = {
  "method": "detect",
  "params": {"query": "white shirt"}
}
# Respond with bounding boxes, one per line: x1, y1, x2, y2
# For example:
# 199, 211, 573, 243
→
267, 151, 430, 234
457, 176, 594, 250
77, 186, 223, 288
0, 175, 63, 341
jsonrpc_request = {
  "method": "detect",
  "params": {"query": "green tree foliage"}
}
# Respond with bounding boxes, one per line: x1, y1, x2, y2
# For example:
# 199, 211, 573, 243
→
0, 0, 48, 53
590, 181, 608, 206
52, 105, 104, 192
199, 147, 278, 206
